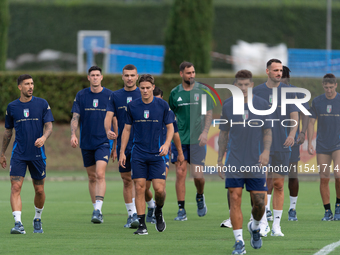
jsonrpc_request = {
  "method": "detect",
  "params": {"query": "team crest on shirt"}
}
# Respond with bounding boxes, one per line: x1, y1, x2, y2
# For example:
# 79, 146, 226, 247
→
194, 93, 199, 101
327, 105, 332, 113
144, 110, 149, 119
23, 109, 29, 118
127, 97, 132, 103
93, 99, 98, 108
269, 95, 272, 104
242, 110, 249, 120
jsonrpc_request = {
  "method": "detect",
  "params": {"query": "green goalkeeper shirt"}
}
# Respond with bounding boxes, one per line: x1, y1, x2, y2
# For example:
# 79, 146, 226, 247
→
169, 82, 214, 145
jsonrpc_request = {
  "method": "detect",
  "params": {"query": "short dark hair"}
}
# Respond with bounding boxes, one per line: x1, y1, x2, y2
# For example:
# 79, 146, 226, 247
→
266, 59, 282, 68
282, 66, 291, 79
322, 73, 337, 84
153, 86, 163, 97
88, 66, 102, 74
179, 61, 194, 72
139, 74, 155, 85
235, 70, 252, 81
17, 74, 33, 85
123, 64, 137, 72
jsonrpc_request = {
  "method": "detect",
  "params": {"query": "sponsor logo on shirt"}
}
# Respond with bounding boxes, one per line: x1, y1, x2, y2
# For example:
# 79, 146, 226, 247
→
127, 97, 132, 103
327, 105, 332, 113
144, 110, 149, 119
177, 97, 183, 102
93, 99, 99, 108
194, 93, 199, 101
24, 109, 29, 118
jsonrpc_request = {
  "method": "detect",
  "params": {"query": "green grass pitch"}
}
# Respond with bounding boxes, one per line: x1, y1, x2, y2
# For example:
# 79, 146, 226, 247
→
0, 171, 339, 255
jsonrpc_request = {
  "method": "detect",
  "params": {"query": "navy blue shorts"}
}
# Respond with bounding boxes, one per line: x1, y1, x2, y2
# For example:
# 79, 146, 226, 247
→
117, 146, 132, 173
10, 158, 46, 180
131, 148, 166, 180
171, 143, 206, 166
268, 151, 291, 175
81, 145, 110, 167
225, 177, 267, 192
289, 145, 300, 163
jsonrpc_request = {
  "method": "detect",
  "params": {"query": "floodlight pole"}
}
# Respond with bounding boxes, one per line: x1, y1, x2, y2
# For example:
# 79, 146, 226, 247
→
326, 0, 332, 73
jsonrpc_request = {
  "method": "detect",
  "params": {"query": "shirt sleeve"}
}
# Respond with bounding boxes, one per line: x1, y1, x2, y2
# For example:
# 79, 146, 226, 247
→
173, 120, 179, 133
71, 92, 80, 114
125, 104, 133, 125
163, 103, 174, 126
43, 100, 54, 123
169, 91, 176, 113
5, 105, 14, 129
219, 103, 230, 132
106, 92, 115, 114
309, 99, 318, 119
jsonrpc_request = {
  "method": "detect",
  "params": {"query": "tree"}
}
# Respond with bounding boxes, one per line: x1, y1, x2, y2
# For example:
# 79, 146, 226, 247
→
0, 0, 9, 71
164, 0, 213, 74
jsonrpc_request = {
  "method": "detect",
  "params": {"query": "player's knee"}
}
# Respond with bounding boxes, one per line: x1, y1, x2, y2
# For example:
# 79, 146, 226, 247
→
34, 187, 45, 196
11, 183, 22, 194
273, 181, 284, 192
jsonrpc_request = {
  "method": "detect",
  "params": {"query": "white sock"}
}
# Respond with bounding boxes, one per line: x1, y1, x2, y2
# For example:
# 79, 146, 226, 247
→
250, 213, 254, 221
95, 200, 103, 213
132, 198, 135, 207
34, 206, 44, 219
233, 229, 243, 242
289, 196, 298, 210
272, 209, 283, 229
125, 202, 136, 217
146, 198, 155, 208
13, 211, 21, 222
266, 194, 272, 211
93, 203, 96, 209
260, 210, 268, 224
252, 219, 261, 230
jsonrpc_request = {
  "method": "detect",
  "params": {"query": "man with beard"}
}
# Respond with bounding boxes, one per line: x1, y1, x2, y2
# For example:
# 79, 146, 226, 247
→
169, 61, 214, 221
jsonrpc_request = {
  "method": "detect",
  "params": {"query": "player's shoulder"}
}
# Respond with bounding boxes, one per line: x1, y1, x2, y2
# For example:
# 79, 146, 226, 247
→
170, 84, 182, 95
253, 95, 270, 108
154, 97, 169, 107
32, 96, 49, 105
76, 87, 90, 97
111, 87, 125, 96
102, 87, 113, 95
128, 97, 142, 107
253, 82, 266, 92
195, 82, 211, 92
312, 94, 326, 105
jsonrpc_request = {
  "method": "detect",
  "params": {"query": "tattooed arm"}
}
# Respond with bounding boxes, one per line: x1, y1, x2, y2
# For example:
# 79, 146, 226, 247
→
70, 112, 80, 148
35, 122, 53, 148
0, 128, 13, 168
217, 130, 229, 179
198, 109, 213, 147
259, 128, 272, 167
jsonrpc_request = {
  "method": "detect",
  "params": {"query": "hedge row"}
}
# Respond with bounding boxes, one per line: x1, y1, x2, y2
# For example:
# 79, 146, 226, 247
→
0, 73, 326, 122
8, 3, 340, 65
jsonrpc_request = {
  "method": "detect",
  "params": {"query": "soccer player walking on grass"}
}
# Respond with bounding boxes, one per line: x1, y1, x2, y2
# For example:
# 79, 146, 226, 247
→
71, 66, 113, 224
307, 73, 340, 221
0, 74, 54, 234
104, 64, 141, 228
253, 59, 299, 237
169, 61, 213, 221
119, 74, 174, 235
217, 70, 272, 254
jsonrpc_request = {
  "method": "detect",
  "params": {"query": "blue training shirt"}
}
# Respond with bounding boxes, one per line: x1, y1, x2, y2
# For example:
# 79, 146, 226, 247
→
288, 84, 310, 148
5, 96, 54, 161
253, 82, 298, 153
310, 93, 340, 153
106, 87, 140, 152
220, 95, 272, 170
71, 87, 112, 150
126, 97, 174, 154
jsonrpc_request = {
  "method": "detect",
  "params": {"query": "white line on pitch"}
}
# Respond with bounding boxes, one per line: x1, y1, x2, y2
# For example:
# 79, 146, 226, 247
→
314, 240, 340, 255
